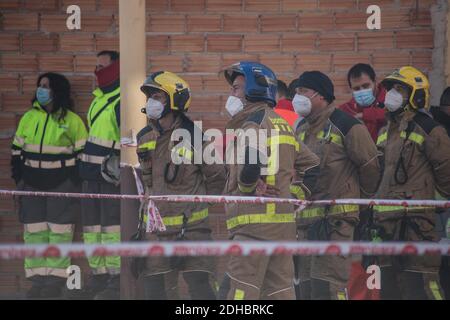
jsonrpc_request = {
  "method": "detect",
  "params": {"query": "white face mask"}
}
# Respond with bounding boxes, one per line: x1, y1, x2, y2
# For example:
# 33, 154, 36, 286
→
292, 93, 315, 117
225, 95, 244, 117
145, 98, 165, 120
385, 89, 405, 112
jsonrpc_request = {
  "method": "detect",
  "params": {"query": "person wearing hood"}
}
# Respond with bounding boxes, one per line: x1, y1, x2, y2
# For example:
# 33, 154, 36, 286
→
374, 66, 450, 299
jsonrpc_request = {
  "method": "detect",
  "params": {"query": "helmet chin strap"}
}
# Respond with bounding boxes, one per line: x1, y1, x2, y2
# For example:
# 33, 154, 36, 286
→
389, 106, 406, 121
245, 96, 264, 107
154, 119, 164, 135
389, 103, 411, 121
154, 107, 175, 134
160, 104, 171, 119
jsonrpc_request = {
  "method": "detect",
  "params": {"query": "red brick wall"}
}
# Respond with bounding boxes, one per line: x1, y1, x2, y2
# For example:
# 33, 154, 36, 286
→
0, 0, 437, 297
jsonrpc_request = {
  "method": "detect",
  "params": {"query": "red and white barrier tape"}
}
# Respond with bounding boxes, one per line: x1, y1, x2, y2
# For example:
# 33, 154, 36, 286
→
130, 167, 166, 232
1, 189, 449, 208
0, 241, 449, 260
2, 189, 448, 259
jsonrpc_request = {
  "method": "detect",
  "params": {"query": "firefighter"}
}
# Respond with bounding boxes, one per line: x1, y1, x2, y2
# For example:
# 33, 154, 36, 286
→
78, 50, 121, 299
374, 66, 450, 300
136, 71, 226, 300
431, 87, 450, 299
217, 61, 320, 300
293, 71, 381, 300
11, 73, 87, 298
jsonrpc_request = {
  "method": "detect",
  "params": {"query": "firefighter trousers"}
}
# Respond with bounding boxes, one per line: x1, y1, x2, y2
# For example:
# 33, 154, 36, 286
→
380, 266, 444, 300
143, 229, 216, 300
296, 216, 357, 300
218, 234, 295, 300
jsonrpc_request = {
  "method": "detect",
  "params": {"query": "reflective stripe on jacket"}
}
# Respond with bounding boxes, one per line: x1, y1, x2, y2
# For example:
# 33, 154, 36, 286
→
79, 86, 120, 182
11, 101, 88, 189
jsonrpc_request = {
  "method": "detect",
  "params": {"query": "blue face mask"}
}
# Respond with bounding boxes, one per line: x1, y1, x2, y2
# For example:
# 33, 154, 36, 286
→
353, 88, 375, 107
36, 87, 52, 106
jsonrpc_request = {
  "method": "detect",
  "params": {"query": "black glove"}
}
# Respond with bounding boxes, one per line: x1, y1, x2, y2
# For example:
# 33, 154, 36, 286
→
307, 218, 330, 241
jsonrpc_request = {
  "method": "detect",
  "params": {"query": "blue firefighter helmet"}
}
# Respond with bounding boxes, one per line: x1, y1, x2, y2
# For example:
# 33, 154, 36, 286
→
223, 61, 278, 107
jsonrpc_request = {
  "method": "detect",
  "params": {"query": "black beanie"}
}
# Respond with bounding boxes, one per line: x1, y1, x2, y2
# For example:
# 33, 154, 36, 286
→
297, 71, 335, 103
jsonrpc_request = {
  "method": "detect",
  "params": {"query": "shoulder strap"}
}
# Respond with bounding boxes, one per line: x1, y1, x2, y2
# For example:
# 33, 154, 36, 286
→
394, 120, 416, 185
179, 112, 203, 150
404, 120, 416, 139
413, 112, 438, 135
294, 117, 306, 132
246, 109, 266, 126
137, 124, 153, 142
329, 109, 360, 136
322, 120, 332, 139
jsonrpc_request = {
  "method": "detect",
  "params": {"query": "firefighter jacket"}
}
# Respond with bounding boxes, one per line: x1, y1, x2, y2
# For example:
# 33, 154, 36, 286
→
79, 86, 120, 182
374, 110, 450, 271
295, 106, 381, 226
224, 101, 320, 241
136, 113, 226, 234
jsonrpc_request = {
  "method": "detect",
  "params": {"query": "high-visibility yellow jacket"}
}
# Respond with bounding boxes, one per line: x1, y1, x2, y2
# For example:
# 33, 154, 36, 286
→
79, 86, 120, 182
11, 101, 88, 190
